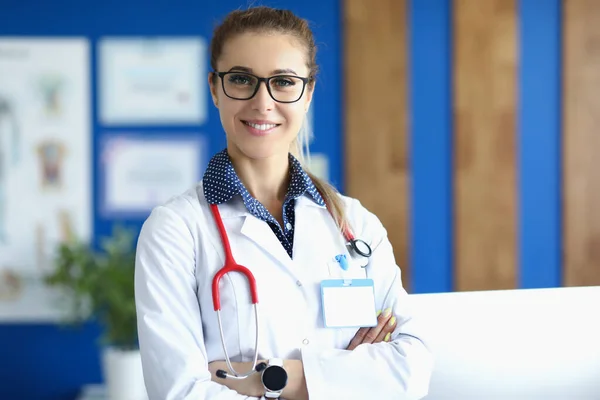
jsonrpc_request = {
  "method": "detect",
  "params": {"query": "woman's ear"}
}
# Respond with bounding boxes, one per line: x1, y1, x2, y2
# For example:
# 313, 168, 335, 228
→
208, 72, 219, 107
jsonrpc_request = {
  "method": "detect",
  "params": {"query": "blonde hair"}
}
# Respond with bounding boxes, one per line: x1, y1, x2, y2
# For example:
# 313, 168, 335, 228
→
290, 115, 349, 234
210, 5, 349, 233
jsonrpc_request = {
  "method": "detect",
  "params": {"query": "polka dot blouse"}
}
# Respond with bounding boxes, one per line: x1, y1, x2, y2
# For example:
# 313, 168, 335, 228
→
203, 149, 325, 258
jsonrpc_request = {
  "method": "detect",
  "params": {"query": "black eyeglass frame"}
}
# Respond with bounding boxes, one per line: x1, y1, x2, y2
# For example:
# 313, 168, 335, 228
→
215, 71, 312, 104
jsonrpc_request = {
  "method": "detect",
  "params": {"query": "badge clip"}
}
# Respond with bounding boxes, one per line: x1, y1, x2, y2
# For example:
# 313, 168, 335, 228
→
335, 254, 349, 271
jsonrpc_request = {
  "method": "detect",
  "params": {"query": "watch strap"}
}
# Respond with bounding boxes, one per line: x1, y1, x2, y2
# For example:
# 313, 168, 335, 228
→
268, 358, 283, 367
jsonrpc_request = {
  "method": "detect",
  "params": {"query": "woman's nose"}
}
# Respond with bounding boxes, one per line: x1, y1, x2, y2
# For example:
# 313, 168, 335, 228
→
250, 82, 275, 111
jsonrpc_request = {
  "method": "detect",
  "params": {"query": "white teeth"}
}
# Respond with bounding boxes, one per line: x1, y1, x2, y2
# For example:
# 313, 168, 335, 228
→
245, 122, 277, 131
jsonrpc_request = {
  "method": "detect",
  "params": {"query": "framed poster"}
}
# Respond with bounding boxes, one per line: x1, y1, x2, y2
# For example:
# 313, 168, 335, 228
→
99, 133, 205, 217
99, 37, 207, 125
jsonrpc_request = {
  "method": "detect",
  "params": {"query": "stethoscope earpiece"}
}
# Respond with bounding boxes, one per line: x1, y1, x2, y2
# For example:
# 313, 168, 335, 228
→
216, 369, 228, 379
256, 362, 268, 372
216, 361, 268, 380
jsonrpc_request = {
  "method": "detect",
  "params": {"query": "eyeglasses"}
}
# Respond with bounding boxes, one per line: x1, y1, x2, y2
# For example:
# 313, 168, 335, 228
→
215, 71, 310, 103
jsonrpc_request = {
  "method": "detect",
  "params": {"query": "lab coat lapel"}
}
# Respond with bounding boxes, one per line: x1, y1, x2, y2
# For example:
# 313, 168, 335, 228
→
240, 214, 295, 272
217, 197, 295, 274
291, 196, 333, 273
222, 195, 330, 280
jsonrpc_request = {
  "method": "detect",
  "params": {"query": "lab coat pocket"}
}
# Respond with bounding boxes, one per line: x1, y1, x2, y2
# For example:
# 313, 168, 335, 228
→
326, 253, 367, 280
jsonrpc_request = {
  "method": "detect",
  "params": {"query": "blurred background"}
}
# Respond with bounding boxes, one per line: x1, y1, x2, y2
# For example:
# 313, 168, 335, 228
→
1, 0, 599, 398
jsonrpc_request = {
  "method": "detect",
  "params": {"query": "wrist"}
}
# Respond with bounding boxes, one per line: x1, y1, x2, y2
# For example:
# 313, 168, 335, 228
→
281, 360, 308, 400
252, 361, 269, 397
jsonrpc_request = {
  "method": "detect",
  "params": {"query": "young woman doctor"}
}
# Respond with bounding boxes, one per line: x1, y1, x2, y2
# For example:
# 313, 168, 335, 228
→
134, 6, 433, 400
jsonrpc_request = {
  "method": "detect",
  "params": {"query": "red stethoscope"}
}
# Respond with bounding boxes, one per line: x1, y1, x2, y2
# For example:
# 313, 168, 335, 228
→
210, 202, 372, 380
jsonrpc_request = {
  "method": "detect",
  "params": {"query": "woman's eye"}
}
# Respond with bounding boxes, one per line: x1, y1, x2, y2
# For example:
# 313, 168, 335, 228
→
272, 78, 295, 87
229, 74, 253, 85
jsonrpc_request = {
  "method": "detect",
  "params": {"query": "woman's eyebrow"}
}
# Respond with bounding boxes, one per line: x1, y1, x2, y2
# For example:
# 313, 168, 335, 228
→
227, 66, 298, 75
228, 65, 252, 72
271, 68, 298, 75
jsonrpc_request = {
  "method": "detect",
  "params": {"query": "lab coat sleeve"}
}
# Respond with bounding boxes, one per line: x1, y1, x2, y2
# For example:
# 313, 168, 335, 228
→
135, 205, 261, 400
300, 199, 434, 400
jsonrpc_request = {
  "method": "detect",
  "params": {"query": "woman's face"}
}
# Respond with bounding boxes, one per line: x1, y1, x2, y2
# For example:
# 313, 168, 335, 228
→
209, 32, 314, 161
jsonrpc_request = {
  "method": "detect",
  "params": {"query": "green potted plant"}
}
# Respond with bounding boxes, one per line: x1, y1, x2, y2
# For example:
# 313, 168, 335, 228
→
44, 226, 147, 400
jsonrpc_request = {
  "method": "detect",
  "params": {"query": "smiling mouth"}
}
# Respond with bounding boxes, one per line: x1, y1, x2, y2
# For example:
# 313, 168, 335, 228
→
242, 121, 281, 131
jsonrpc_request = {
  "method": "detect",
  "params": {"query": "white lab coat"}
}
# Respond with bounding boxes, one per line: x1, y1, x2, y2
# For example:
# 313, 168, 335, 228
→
134, 182, 434, 400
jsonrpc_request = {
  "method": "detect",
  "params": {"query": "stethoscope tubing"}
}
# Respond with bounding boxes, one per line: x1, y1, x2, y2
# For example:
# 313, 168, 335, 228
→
215, 305, 261, 379
210, 204, 261, 379
208, 200, 373, 380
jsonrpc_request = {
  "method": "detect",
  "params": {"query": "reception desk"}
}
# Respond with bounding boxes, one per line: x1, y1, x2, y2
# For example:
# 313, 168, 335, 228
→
411, 286, 600, 399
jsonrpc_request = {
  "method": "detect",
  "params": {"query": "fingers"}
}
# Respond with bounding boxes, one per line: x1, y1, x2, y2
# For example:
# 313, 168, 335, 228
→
346, 308, 397, 350
346, 327, 369, 350
363, 308, 394, 344
374, 314, 397, 343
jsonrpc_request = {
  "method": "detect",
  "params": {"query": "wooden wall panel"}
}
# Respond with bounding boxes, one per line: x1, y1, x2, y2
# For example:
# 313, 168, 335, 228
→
563, 0, 600, 286
453, 0, 518, 291
343, 0, 410, 289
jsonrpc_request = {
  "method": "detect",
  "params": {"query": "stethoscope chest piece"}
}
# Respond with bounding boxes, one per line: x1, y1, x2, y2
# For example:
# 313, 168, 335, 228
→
348, 238, 372, 258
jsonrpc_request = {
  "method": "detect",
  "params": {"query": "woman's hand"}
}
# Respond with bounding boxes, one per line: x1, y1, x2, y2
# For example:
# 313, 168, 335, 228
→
346, 307, 397, 350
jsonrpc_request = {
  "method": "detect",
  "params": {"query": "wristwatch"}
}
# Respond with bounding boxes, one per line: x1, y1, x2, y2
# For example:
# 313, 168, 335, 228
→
261, 358, 288, 398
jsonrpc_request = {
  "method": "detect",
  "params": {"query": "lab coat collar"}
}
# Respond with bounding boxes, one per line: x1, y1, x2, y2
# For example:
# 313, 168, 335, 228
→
214, 192, 327, 278
215, 195, 249, 219
295, 194, 327, 209
240, 214, 294, 269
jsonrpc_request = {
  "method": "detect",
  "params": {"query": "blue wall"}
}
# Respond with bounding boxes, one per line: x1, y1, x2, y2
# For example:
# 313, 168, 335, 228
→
407, 0, 561, 294
408, 0, 453, 294
517, 0, 561, 289
0, 0, 341, 398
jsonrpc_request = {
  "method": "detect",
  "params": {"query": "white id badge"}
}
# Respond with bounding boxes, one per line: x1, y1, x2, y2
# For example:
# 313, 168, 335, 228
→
320, 279, 378, 328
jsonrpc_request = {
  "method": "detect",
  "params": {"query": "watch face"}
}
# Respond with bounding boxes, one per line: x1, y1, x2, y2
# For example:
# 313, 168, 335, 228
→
262, 365, 288, 391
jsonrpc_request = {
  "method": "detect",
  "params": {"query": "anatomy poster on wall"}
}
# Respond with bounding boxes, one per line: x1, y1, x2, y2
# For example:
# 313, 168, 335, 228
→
0, 38, 91, 321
